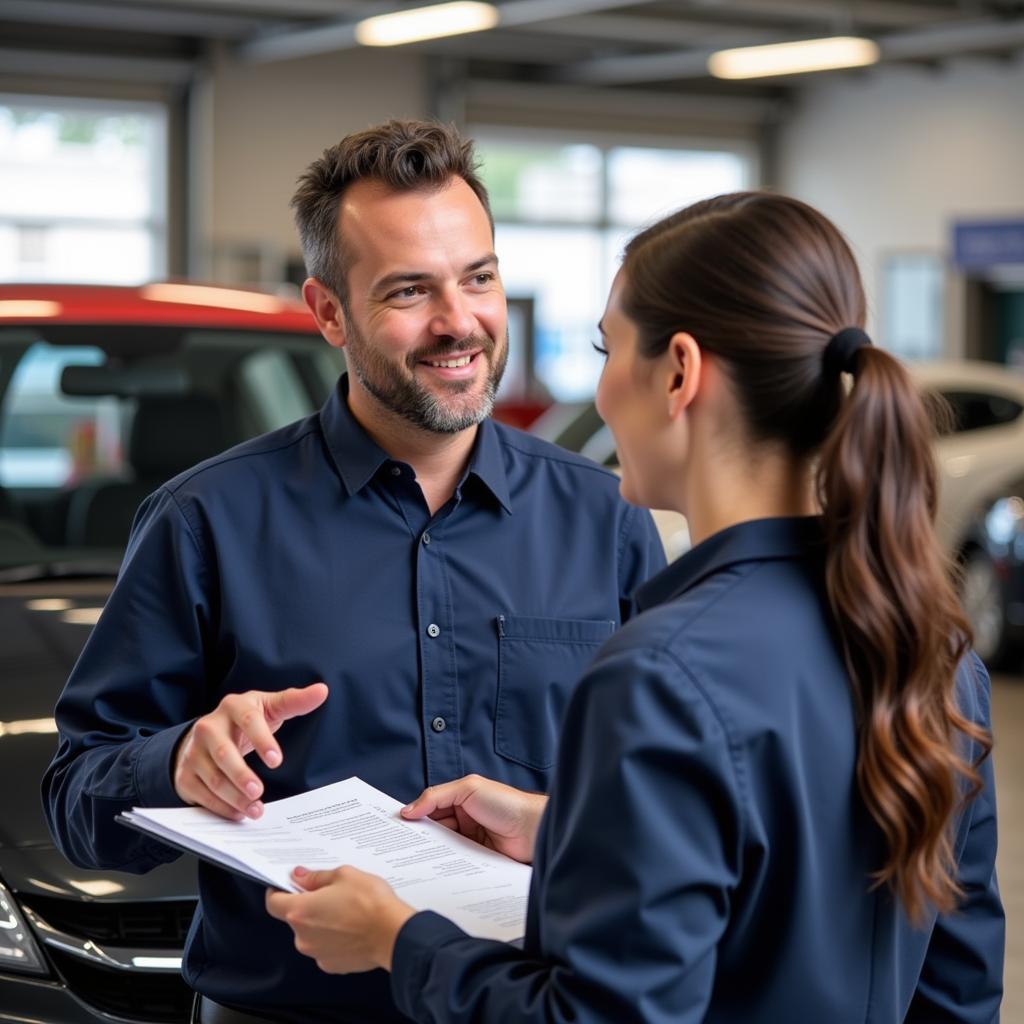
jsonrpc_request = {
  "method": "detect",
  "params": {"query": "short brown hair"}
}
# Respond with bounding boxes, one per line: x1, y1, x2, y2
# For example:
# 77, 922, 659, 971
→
291, 119, 493, 305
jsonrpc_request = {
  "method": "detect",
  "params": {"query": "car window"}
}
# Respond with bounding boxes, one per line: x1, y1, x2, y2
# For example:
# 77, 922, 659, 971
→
238, 348, 323, 433
0, 325, 342, 567
0, 341, 128, 489
932, 389, 1023, 435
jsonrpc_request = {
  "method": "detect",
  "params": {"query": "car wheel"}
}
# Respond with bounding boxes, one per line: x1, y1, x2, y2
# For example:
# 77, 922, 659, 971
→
961, 549, 1010, 668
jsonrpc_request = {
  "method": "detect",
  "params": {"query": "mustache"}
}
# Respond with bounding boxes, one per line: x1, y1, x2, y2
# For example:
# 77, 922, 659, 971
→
408, 334, 496, 369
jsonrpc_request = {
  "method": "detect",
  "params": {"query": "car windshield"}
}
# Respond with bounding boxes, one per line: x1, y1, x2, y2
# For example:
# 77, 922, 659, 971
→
0, 324, 343, 572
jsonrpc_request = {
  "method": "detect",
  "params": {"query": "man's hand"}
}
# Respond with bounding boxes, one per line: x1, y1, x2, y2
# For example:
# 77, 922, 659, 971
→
400, 774, 546, 864
265, 866, 414, 974
173, 683, 329, 820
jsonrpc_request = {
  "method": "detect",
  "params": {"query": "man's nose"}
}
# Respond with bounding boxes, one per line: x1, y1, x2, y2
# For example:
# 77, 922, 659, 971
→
429, 289, 477, 339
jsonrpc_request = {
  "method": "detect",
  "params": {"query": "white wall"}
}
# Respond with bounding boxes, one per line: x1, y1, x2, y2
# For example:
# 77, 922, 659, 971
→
778, 55, 1024, 354
197, 46, 428, 277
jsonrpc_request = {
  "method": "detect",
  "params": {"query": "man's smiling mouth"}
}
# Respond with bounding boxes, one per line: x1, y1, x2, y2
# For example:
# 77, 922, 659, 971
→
421, 351, 480, 369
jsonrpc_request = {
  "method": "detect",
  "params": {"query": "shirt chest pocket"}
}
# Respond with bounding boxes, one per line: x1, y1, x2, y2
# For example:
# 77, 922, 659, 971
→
495, 614, 615, 771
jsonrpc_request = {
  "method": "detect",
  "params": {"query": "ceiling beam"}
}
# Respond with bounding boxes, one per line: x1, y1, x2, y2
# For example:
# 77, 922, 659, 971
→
0, 46, 196, 82
528, 13, 773, 47
464, 78, 784, 124
237, 0, 655, 63
673, 0, 962, 29
557, 15, 1024, 84
879, 16, 1024, 61
0, 0, 265, 37
92, 0, 363, 14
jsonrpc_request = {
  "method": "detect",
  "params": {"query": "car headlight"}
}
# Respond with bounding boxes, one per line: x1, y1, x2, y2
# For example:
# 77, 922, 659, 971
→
0, 881, 48, 975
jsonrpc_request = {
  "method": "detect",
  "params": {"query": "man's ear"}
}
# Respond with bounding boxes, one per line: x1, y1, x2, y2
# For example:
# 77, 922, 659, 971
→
666, 331, 701, 420
303, 278, 348, 350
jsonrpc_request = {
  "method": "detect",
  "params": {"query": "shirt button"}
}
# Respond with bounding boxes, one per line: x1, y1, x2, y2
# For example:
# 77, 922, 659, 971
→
427, 623, 440, 638
431, 716, 447, 733
390, 466, 402, 476
422, 532, 431, 545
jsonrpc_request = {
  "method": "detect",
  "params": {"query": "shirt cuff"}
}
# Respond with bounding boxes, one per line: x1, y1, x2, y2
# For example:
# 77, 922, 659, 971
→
390, 911, 468, 1019
133, 720, 196, 807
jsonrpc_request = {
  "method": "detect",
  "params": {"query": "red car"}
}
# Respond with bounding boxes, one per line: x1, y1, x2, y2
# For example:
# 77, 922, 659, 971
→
0, 283, 339, 1023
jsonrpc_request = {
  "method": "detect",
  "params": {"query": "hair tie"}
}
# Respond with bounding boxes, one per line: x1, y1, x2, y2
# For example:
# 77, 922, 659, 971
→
823, 326, 871, 377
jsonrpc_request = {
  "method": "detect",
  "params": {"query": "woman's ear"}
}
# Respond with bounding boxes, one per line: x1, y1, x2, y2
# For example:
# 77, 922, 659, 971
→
666, 332, 702, 420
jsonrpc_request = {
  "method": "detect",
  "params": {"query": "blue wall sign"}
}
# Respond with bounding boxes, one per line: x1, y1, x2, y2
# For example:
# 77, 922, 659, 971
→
953, 219, 1024, 268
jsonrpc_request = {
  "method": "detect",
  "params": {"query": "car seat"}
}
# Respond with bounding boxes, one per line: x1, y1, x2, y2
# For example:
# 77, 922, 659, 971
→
65, 395, 228, 549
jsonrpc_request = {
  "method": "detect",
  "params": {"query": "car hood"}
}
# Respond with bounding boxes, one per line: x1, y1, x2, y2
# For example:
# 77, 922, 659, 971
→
0, 842, 197, 901
0, 577, 196, 900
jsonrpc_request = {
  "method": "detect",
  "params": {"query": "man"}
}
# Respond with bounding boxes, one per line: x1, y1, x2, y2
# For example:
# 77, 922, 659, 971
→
43, 120, 664, 1024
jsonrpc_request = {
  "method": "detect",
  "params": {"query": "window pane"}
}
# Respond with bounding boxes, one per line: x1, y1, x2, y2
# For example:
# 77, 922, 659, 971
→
478, 142, 602, 223
608, 147, 749, 226
495, 225, 607, 400
0, 224, 161, 284
0, 99, 167, 282
882, 253, 944, 360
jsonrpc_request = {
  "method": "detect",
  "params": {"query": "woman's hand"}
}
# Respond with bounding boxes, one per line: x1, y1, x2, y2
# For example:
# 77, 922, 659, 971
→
265, 866, 414, 974
401, 774, 547, 864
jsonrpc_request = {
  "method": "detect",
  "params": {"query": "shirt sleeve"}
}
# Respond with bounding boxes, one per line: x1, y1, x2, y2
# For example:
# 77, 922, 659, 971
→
905, 653, 1004, 1023
390, 645, 745, 1024
617, 505, 667, 623
41, 486, 214, 872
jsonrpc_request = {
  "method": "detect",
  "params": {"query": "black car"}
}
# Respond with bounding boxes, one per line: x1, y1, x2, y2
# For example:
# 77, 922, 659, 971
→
960, 480, 1024, 670
0, 283, 339, 1022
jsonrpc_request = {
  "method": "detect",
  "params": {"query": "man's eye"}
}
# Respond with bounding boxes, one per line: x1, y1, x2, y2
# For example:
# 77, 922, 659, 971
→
472, 273, 494, 286
390, 286, 422, 300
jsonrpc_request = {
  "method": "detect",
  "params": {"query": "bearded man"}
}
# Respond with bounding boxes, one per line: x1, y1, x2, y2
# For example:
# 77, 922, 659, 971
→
44, 120, 664, 1024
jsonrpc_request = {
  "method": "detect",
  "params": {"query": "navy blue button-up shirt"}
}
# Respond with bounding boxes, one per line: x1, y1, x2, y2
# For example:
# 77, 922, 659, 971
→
43, 376, 664, 1022
391, 517, 1004, 1024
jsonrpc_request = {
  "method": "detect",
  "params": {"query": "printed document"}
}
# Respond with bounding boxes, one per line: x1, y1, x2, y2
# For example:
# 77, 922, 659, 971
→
118, 777, 531, 942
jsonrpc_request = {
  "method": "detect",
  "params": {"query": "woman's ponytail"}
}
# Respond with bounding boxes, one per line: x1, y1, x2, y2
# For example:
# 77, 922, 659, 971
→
816, 346, 991, 923
622, 190, 993, 924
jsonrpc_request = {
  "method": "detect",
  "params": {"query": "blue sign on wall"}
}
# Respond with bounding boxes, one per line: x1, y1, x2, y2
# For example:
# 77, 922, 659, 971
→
953, 219, 1024, 268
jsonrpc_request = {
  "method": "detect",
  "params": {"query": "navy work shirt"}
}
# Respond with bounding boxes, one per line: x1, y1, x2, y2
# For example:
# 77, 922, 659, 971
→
392, 517, 1004, 1024
43, 375, 664, 1023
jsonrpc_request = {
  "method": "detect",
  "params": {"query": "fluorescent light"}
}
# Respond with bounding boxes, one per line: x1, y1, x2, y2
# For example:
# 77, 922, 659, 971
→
0, 300, 62, 318
356, 2, 498, 47
140, 283, 284, 314
708, 36, 879, 79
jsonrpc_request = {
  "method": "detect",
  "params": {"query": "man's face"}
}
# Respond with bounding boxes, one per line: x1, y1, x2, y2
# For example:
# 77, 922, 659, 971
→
335, 177, 508, 434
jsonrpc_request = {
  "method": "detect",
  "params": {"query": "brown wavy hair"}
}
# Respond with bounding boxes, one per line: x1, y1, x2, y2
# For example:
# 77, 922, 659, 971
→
291, 119, 492, 307
621, 191, 991, 923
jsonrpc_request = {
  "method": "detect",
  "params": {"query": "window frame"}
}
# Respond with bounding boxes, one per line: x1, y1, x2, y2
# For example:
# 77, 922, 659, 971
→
472, 125, 760, 400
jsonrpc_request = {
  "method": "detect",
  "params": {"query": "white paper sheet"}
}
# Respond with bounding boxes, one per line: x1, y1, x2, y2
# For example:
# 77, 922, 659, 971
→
121, 777, 531, 942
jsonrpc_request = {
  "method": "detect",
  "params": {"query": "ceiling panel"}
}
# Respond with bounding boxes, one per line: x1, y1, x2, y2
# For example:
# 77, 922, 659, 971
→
1, 0, 1023, 91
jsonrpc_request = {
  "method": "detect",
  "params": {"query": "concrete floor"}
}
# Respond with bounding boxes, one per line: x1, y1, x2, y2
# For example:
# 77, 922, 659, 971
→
994, 673, 1023, 1022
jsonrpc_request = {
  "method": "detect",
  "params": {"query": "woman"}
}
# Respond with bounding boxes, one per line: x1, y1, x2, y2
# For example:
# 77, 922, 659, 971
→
266, 192, 1004, 1022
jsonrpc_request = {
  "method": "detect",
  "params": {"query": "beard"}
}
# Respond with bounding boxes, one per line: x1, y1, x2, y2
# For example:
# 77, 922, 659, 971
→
343, 317, 509, 435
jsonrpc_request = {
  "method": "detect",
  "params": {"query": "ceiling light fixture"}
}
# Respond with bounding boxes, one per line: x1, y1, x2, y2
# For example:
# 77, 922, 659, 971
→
708, 36, 880, 80
355, 1, 499, 47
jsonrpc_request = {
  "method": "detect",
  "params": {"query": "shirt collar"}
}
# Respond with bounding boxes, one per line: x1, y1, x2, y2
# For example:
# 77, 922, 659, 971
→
635, 515, 825, 613
319, 374, 512, 514
463, 417, 512, 515
319, 375, 391, 496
